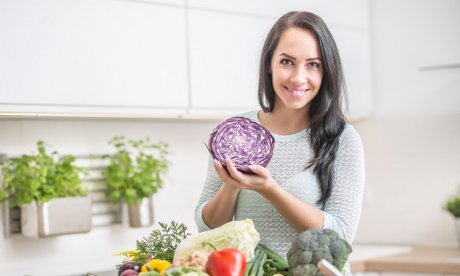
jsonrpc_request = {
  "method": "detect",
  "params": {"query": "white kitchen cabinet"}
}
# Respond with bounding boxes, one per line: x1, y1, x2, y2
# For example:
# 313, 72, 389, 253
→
187, 5, 373, 117
0, 0, 188, 114
140, 0, 184, 5
187, 0, 370, 29
330, 26, 373, 118
0, 0, 373, 118
187, 9, 272, 115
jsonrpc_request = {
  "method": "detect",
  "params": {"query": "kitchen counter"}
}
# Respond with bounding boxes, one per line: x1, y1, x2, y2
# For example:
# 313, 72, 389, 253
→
0, 225, 153, 276
350, 246, 460, 275
1, 227, 459, 276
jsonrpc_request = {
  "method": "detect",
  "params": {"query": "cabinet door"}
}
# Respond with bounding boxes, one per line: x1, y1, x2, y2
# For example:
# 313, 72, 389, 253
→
0, 0, 188, 114
330, 27, 373, 117
188, 9, 373, 117
187, 0, 372, 118
187, 9, 273, 115
188, 0, 370, 29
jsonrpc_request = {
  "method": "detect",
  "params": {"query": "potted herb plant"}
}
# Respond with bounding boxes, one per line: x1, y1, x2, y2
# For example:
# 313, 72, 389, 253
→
0, 140, 91, 238
443, 185, 460, 247
104, 136, 170, 228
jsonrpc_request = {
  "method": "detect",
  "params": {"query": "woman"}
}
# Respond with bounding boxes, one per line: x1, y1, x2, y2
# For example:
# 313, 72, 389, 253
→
195, 11, 364, 273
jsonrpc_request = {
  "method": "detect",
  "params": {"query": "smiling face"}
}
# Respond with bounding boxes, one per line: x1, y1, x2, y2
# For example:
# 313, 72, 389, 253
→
270, 27, 323, 114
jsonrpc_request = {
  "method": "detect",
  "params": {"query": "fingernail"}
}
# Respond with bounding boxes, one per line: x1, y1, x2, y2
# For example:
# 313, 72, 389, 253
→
214, 160, 220, 167
249, 165, 257, 171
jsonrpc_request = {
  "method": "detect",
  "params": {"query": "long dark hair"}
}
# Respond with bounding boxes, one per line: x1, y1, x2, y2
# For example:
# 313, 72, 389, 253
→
258, 11, 347, 205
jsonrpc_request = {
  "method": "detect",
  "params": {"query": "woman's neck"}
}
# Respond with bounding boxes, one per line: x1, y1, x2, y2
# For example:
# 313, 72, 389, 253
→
258, 106, 309, 135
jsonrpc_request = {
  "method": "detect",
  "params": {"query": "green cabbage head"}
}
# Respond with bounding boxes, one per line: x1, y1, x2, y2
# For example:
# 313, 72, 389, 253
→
173, 219, 260, 263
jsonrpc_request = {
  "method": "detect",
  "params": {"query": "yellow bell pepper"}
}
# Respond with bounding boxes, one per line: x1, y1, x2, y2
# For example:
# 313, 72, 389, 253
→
141, 259, 171, 275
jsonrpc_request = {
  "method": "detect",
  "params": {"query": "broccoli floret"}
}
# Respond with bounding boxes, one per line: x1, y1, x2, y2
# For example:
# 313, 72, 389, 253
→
287, 229, 352, 276
287, 249, 313, 267
311, 247, 333, 266
291, 264, 322, 276
330, 239, 352, 270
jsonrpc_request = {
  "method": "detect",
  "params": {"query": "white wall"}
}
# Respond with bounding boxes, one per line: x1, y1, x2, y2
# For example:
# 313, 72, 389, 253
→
354, 115, 460, 246
352, 0, 460, 247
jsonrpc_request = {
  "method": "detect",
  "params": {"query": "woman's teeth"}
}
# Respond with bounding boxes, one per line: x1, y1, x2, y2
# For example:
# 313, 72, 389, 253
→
287, 87, 307, 95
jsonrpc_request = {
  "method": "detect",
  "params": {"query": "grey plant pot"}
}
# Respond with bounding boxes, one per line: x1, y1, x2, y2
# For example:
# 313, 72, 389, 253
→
21, 196, 92, 238
121, 197, 154, 228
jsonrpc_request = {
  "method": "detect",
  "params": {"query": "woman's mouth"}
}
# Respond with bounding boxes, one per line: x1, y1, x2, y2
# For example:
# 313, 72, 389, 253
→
285, 86, 309, 96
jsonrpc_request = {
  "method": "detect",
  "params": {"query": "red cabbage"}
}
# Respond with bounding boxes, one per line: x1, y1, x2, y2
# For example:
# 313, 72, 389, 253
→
209, 116, 275, 173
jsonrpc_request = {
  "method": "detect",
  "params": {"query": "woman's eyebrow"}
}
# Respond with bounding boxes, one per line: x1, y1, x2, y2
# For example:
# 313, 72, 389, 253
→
279, 53, 296, 60
279, 53, 321, 62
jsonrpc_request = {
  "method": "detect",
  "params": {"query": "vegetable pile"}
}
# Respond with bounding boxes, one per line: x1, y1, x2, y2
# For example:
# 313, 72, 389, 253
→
115, 221, 352, 276
114, 221, 190, 276
208, 117, 275, 173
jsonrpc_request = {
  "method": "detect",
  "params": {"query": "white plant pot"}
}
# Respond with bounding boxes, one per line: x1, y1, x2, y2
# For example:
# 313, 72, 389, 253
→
21, 196, 92, 238
121, 197, 154, 228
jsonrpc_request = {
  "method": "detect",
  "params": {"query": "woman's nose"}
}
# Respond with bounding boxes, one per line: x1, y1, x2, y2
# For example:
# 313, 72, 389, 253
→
290, 67, 307, 84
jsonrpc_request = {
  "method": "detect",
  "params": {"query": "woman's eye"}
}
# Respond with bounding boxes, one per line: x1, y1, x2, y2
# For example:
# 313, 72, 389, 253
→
280, 59, 293, 65
308, 62, 321, 69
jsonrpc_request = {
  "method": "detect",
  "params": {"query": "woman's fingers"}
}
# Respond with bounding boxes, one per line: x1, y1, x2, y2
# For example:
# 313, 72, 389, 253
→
249, 164, 270, 179
225, 158, 271, 187
213, 160, 227, 178
225, 157, 245, 181
215, 158, 274, 191
214, 159, 239, 186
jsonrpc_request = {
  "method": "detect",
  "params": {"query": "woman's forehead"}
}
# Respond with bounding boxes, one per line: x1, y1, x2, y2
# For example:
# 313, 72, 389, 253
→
274, 27, 322, 59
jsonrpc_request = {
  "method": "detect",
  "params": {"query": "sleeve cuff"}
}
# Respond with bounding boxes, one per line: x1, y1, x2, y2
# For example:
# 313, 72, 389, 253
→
194, 201, 212, 232
323, 211, 348, 242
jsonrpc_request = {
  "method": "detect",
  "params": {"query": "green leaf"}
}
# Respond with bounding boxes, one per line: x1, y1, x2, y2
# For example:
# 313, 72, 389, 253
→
135, 221, 190, 263
0, 141, 87, 207
444, 185, 460, 217
104, 136, 170, 206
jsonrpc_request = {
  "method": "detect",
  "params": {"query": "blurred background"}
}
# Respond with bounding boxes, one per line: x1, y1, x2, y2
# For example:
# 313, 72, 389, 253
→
0, 0, 459, 275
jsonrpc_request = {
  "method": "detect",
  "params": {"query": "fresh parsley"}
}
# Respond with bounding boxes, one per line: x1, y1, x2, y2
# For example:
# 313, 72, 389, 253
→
0, 140, 87, 207
136, 221, 190, 264
104, 136, 170, 205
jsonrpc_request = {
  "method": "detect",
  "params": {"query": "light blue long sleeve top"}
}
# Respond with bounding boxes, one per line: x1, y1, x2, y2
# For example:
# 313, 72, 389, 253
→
195, 110, 365, 274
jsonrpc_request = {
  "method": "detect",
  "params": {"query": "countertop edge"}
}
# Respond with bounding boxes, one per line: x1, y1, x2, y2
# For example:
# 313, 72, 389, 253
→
350, 247, 460, 274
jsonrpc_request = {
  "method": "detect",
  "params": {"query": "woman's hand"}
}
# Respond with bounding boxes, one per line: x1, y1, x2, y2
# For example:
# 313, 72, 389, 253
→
213, 157, 277, 194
